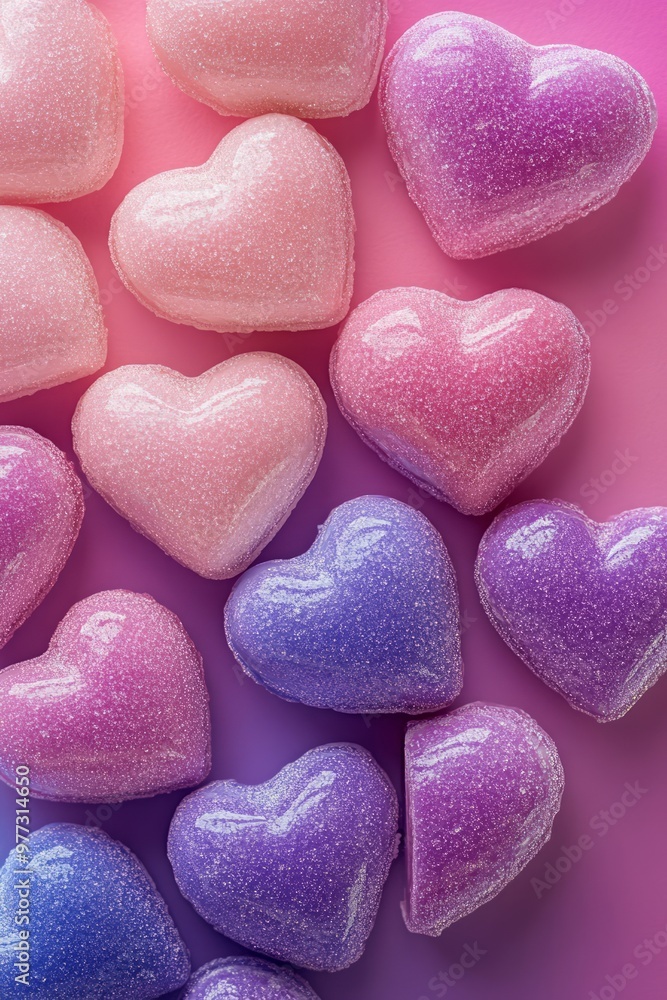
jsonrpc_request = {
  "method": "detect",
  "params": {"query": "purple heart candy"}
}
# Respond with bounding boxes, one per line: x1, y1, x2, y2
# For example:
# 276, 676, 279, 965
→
475, 500, 667, 721
180, 957, 321, 1000
403, 703, 564, 936
224, 495, 463, 714
168, 743, 399, 972
380, 13, 657, 258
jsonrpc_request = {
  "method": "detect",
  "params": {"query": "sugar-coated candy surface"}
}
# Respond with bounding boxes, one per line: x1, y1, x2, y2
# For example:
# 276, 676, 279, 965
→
225, 495, 463, 714
330, 287, 590, 516
147, 0, 387, 119
380, 13, 657, 258
72, 354, 326, 579
0, 590, 211, 802
181, 957, 322, 1000
110, 114, 355, 333
0, 0, 124, 204
168, 743, 399, 971
404, 703, 564, 936
476, 501, 667, 721
0, 426, 83, 649
0, 207, 106, 402
0, 823, 190, 999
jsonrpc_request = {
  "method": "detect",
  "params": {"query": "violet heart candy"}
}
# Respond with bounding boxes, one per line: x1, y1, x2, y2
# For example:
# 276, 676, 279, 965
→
225, 495, 463, 714
0, 590, 211, 802
380, 13, 657, 258
476, 500, 667, 720
168, 743, 399, 971
0, 824, 190, 999
0, 426, 83, 649
181, 957, 322, 1000
404, 703, 564, 936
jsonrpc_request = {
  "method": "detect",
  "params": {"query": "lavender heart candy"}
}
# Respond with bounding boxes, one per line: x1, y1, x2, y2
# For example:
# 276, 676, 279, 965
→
224, 495, 463, 714
168, 743, 399, 971
380, 13, 657, 258
403, 703, 564, 936
476, 500, 667, 720
180, 957, 321, 1000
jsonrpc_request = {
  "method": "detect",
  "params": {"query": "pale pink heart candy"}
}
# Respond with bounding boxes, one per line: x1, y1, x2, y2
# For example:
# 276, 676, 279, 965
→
0, 590, 211, 803
0, 207, 106, 403
146, 0, 388, 119
330, 287, 590, 516
110, 114, 355, 334
0, 0, 124, 204
72, 354, 327, 579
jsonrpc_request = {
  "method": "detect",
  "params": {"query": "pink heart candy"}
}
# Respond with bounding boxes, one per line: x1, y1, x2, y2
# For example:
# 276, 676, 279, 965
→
0, 590, 211, 803
0, 426, 83, 649
72, 354, 327, 579
330, 287, 590, 516
147, 0, 387, 119
110, 114, 355, 333
0, 0, 124, 204
0, 208, 106, 403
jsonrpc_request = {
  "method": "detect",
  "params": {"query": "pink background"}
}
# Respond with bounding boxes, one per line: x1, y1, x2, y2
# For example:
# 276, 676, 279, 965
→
1, 1, 666, 998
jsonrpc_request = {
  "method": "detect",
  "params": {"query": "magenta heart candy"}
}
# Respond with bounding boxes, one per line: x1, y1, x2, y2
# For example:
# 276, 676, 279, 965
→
0, 590, 211, 803
0, 208, 106, 403
0, 426, 83, 649
330, 287, 590, 515
72, 354, 327, 579
110, 114, 355, 333
476, 500, 667, 721
380, 13, 657, 258
403, 703, 564, 936
147, 0, 387, 119
0, 0, 124, 204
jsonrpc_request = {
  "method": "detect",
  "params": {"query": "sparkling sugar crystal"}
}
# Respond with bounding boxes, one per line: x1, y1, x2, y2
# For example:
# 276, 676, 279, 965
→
403, 702, 564, 936
225, 494, 463, 714
380, 13, 657, 258
110, 114, 355, 333
168, 743, 399, 972
181, 957, 322, 1000
72, 354, 327, 579
476, 500, 667, 721
330, 286, 590, 516
147, 0, 387, 119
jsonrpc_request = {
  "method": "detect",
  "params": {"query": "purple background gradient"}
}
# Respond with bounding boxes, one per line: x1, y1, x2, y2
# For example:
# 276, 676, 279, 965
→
1, 1, 666, 998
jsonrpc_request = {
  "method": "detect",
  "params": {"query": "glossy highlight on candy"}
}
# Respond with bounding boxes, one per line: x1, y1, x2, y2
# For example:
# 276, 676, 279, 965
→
330, 286, 590, 516
403, 703, 564, 936
72, 354, 327, 579
181, 957, 322, 1000
225, 495, 463, 714
476, 500, 667, 720
147, 0, 388, 119
380, 13, 657, 258
0, 824, 190, 999
110, 114, 355, 333
168, 743, 399, 971
0, 590, 211, 803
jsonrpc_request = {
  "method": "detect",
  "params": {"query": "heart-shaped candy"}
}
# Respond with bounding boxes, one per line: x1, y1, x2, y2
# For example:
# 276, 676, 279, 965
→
147, 0, 387, 119
72, 354, 326, 579
168, 743, 399, 971
476, 501, 667, 721
0, 590, 211, 802
0, 208, 106, 402
181, 958, 321, 1000
330, 287, 590, 516
0, 823, 190, 999
0, 0, 124, 204
110, 114, 355, 333
225, 495, 463, 714
0, 426, 83, 649
403, 703, 564, 936
380, 13, 657, 258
